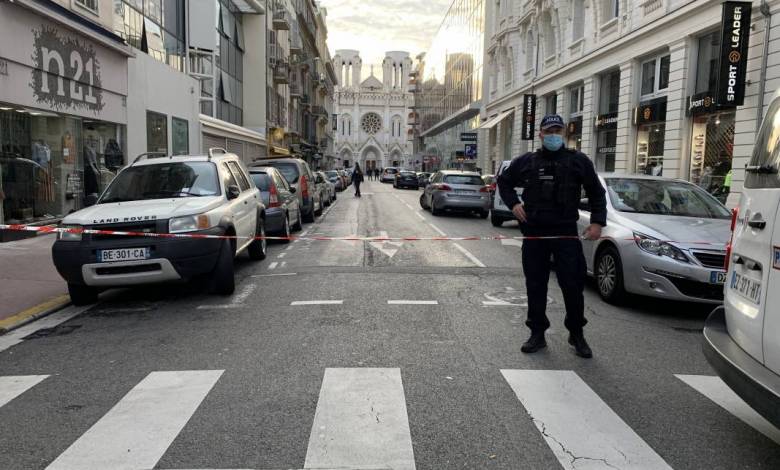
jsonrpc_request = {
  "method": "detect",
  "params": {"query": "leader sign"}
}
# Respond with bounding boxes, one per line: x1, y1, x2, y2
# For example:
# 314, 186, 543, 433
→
717, 2, 751, 106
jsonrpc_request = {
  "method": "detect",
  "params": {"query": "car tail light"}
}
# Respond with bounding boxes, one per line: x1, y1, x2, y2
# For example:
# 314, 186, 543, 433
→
434, 183, 452, 191
724, 207, 739, 271
269, 183, 281, 208
300, 175, 309, 199
489, 183, 497, 191
479, 185, 491, 193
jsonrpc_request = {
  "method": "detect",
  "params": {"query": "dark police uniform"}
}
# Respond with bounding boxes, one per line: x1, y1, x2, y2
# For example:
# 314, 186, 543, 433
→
497, 146, 607, 336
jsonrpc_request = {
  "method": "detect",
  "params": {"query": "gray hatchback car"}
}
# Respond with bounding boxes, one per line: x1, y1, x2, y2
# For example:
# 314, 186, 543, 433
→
419, 170, 491, 217
248, 166, 302, 241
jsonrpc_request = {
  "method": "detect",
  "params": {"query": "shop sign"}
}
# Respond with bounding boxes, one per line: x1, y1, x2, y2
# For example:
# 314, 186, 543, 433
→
521, 94, 536, 140
464, 143, 477, 159
597, 146, 616, 154
567, 116, 583, 135
460, 132, 478, 142
687, 92, 718, 115
634, 97, 667, 125
717, 2, 752, 106
595, 112, 618, 130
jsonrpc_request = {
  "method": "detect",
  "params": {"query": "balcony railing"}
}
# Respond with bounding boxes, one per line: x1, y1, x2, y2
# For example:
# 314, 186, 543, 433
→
273, 7, 291, 30
273, 61, 290, 84
267, 88, 288, 129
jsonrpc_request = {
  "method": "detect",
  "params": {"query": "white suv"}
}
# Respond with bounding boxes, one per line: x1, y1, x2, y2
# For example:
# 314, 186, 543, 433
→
52, 149, 267, 304
703, 93, 780, 428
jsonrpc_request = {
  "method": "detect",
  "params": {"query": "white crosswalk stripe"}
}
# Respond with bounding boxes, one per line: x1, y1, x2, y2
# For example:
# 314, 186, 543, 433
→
46, 370, 223, 470
0, 375, 48, 408
501, 369, 672, 470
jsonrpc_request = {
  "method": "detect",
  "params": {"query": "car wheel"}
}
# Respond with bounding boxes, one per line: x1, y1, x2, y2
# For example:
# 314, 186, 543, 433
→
68, 283, 98, 306
248, 218, 267, 260
419, 194, 428, 210
490, 210, 504, 227
293, 208, 304, 231
431, 199, 442, 216
596, 246, 626, 304
303, 205, 315, 223
479, 210, 489, 219
315, 198, 324, 216
280, 214, 292, 244
212, 238, 236, 295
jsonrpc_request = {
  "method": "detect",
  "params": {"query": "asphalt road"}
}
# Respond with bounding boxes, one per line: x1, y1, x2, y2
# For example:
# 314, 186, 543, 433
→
1, 180, 778, 470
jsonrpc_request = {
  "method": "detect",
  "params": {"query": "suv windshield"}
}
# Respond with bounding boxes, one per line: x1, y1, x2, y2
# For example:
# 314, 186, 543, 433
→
606, 178, 730, 218
267, 162, 300, 184
444, 175, 484, 185
100, 162, 220, 203
746, 96, 780, 188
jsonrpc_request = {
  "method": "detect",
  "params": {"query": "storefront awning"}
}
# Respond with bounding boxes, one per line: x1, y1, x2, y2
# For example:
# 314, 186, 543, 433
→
478, 109, 514, 130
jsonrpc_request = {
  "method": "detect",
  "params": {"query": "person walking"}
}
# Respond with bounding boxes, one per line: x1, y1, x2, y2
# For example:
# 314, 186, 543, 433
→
352, 162, 364, 197
496, 114, 607, 358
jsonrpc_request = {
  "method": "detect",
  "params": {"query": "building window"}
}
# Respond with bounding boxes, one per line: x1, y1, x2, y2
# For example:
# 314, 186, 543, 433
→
569, 84, 585, 115
696, 32, 720, 94
601, 0, 618, 24
640, 53, 671, 98
361, 113, 382, 135
171, 117, 189, 155
76, 0, 99, 14
525, 29, 536, 71
504, 48, 514, 87
546, 93, 558, 115
572, 0, 585, 41
146, 111, 168, 153
599, 70, 620, 114
542, 13, 555, 59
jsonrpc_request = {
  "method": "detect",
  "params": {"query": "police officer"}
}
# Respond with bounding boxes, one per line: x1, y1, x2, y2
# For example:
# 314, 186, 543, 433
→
497, 114, 607, 358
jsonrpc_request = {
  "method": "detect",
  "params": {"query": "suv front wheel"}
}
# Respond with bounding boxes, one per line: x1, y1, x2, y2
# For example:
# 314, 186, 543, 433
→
68, 283, 98, 306
213, 238, 236, 295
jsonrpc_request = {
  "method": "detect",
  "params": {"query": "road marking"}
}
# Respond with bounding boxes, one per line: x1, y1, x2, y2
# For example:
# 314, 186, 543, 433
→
370, 230, 403, 258
290, 300, 344, 306
501, 369, 672, 470
196, 284, 256, 310
482, 301, 518, 306
0, 304, 93, 353
415, 213, 426, 220
387, 300, 439, 305
268, 262, 278, 270
676, 374, 780, 445
46, 370, 223, 470
251, 272, 298, 277
0, 375, 48, 408
501, 238, 523, 248
427, 223, 446, 236
453, 243, 486, 268
304, 368, 416, 470
280, 261, 287, 269
277, 252, 287, 259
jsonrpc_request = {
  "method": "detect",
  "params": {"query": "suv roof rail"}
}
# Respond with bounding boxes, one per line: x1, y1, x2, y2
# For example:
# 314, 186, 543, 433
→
208, 147, 228, 160
131, 152, 168, 165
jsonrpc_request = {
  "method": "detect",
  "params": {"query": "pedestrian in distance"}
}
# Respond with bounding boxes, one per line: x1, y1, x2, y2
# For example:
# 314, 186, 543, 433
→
496, 114, 607, 359
375, 168, 380, 180
352, 162, 364, 197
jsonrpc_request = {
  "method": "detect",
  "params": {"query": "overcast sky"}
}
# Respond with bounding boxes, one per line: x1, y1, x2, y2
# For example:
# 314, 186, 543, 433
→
318, 0, 452, 78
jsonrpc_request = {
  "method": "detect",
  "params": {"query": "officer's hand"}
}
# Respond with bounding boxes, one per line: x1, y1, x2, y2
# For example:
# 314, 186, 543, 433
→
582, 224, 602, 241
512, 203, 527, 222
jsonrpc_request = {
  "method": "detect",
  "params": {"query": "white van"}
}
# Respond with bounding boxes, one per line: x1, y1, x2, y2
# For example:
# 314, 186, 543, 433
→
703, 92, 780, 428
489, 160, 522, 227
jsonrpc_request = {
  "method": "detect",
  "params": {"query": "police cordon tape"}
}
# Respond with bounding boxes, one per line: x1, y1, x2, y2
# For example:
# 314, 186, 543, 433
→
0, 224, 728, 246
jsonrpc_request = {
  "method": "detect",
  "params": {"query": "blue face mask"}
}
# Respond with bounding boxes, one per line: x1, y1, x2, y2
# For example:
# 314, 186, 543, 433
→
542, 134, 564, 151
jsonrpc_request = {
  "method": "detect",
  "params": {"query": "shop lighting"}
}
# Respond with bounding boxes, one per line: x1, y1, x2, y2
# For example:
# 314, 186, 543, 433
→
15, 109, 26, 113
0, 107, 12, 111
29, 112, 41, 116
715, 119, 721, 125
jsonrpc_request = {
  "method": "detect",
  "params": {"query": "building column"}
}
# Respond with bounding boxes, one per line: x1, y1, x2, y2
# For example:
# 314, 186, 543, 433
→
615, 61, 634, 173
662, 39, 690, 179
581, 76, 596, 158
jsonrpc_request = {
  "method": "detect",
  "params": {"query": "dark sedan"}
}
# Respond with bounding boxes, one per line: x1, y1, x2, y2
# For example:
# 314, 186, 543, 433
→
394, 171, 419, 189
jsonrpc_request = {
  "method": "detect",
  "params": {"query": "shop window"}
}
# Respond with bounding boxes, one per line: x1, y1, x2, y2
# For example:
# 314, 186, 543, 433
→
76, 0, 99, 14
146, 111, 168, 153
599, 70, 620, 114
695, 32, 720, 94
171, 117, 189, 155
690, 112, 735, 202
596, 130, 617, 172
636, 123, 665, 176
640, 53, 671, 98
572, 0, 585, 41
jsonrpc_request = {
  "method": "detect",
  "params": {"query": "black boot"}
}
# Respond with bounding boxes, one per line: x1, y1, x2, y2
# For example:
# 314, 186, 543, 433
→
521, 332, 547, 353
568, 332, 593, 358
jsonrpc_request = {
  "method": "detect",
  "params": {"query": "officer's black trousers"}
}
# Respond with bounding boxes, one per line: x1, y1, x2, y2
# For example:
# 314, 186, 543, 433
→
521, 231, 588, 334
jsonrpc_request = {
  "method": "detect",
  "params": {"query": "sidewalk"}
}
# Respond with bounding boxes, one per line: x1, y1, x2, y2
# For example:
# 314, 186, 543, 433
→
0, 234, 69, 332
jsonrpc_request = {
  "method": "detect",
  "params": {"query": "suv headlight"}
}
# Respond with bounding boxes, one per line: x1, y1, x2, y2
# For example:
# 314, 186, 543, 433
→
169, 215, 212, 233
58, 225, 83, 241
634, 232, 689, 263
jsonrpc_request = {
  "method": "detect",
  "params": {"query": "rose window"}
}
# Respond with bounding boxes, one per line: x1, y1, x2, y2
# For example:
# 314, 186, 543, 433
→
361, 113, 382, 135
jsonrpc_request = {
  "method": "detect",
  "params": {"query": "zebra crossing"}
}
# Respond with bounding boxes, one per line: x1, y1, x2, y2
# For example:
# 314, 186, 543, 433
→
0, 368, 776, 470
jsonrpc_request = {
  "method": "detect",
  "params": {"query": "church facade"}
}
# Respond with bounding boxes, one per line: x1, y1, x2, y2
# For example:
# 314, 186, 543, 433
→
332, 50, 414, 171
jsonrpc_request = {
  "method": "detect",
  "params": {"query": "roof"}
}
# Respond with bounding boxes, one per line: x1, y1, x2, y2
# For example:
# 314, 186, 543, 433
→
130, 151, 240, 166
440, 170, 480, 176
361, 75, 384, 89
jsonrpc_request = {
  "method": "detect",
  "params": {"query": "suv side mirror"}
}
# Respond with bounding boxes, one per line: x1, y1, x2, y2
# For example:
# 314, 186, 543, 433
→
227, 185, 241, 200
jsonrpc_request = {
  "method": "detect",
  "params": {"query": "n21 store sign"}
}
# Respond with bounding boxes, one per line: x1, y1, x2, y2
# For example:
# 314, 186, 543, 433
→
29, 25, 104, 113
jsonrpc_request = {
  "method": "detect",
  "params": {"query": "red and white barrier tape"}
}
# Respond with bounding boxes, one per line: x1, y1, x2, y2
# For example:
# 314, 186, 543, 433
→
0, 224, 728, 246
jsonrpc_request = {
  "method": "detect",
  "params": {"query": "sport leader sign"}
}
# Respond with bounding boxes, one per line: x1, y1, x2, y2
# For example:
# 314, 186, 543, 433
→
717, 2, 751, 106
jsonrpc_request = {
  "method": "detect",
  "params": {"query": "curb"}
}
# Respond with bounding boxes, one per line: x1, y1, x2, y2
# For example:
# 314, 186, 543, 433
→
0, 294, 72, 335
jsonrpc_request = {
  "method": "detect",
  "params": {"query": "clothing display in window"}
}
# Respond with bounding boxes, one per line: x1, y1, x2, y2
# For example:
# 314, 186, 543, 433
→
83, 145, 100, 196
104, 138, 124, 170
62, 131, 76, 164
31, 141, 51, 166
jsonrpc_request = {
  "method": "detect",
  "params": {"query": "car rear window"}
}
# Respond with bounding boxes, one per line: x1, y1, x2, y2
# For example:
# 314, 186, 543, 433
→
266, 162, 300, 184
400, 171, 416, 176
250, 173, 272, 191
746, 96, 780, 188
385, 168, 398, 174
444, 175, 484, 185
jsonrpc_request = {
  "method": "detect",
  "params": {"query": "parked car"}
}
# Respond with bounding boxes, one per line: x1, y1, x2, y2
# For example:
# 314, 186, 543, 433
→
490, 160, 519, 227
381, 167, 399, 183
394, 170, 419, 189
703, 91, 780, 429
253, 157, 319, 223
314, 171, 335, 210
53, 149, 267, 303
248, 166, 302, 241
482, 174, 496, 187
339, 170, 351, 188
417, 172, 432, 188
419, 170, 491, 218
577, 174, 730, 304
325, 170, 344, 191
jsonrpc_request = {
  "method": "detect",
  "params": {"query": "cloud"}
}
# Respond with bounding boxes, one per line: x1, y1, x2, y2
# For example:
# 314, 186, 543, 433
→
319, 0, 452, 66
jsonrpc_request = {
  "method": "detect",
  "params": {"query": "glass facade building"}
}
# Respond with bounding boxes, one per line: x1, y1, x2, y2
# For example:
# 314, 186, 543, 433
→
112, 0, 186, 72
417, 0, 485, 170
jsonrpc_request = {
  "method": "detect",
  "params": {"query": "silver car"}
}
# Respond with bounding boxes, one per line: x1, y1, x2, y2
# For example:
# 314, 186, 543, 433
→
420, 170, 491, 218
578, 174, 731, 304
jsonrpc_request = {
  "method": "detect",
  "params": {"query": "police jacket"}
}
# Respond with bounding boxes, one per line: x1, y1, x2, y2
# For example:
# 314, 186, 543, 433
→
496, 147, 607, 228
